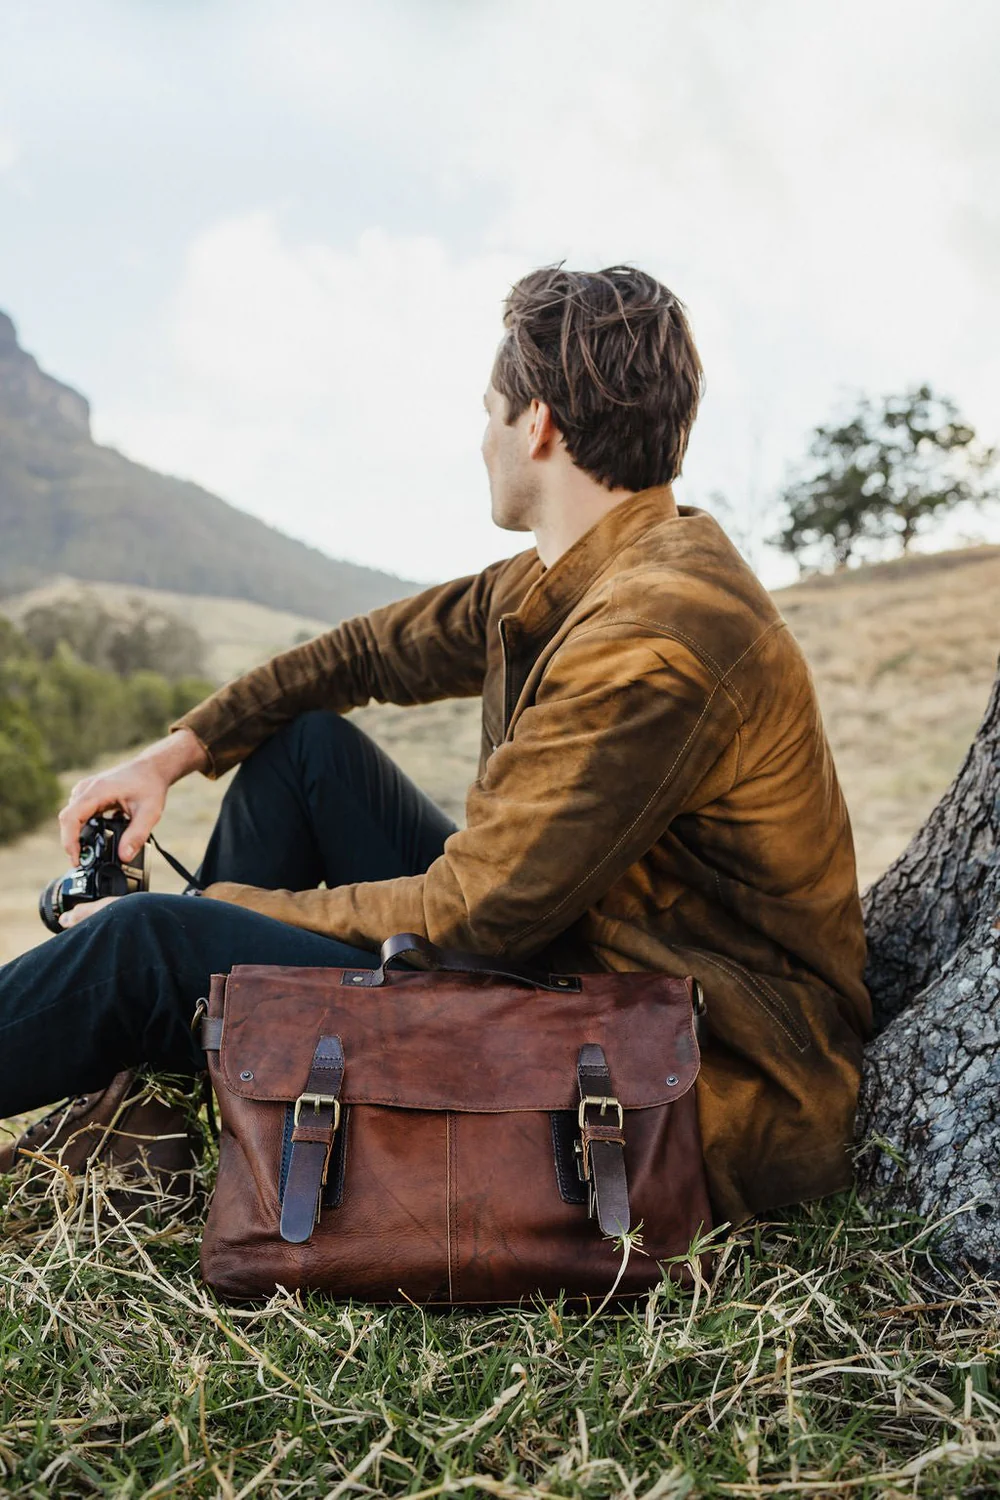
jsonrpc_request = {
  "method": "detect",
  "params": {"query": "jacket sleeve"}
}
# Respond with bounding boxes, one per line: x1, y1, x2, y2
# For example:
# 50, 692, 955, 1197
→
201, 621, 744, 957
170, 560, 511, 778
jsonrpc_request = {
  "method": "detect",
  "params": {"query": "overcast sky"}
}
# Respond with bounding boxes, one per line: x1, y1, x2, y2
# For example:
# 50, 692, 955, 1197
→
1, 0, 998, 585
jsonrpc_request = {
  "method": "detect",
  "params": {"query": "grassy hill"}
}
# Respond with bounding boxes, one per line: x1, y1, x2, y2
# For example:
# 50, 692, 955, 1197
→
0, 311, 419, 619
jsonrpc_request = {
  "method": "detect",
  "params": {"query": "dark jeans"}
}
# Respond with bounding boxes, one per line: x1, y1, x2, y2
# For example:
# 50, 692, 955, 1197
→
0, 712, 459, 1118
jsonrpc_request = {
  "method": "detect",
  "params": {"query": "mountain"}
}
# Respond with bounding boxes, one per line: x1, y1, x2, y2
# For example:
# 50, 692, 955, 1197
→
0, 311, 421, 620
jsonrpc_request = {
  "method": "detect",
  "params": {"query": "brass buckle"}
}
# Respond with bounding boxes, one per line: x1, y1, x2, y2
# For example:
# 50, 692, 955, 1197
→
577, 1095, 624, 1191
577, 1095, 624, 1131
293, 1093, 341, 1130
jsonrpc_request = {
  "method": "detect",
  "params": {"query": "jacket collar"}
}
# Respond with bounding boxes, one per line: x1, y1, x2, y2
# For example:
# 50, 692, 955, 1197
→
506, 483, 679, 641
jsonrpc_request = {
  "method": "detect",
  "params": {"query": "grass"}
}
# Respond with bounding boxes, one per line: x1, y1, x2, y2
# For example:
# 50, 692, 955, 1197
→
4, 1091, 1000, 1499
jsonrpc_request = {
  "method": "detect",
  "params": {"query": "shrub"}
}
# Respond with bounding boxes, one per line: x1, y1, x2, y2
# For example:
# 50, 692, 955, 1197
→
170, 676, 215, 722
0, 696, 59, 842
0, 617, 214, 845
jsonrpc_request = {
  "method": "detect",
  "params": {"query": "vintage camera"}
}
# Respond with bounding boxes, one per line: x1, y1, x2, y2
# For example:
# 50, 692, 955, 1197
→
39, 812, 149, 934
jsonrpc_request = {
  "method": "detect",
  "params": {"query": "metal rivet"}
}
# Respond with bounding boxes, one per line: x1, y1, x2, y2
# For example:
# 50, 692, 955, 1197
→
666, 1074, 679, 1086
240, 1069, 254, 1081
351, 974, 365, 983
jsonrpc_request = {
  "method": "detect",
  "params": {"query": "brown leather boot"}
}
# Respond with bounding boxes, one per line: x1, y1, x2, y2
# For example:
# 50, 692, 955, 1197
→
0, 1071, 206, 1218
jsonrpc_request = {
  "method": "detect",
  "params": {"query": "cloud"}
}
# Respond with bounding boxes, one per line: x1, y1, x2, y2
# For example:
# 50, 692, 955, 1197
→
89, 0, 1000, 582
98, 215, 526, 581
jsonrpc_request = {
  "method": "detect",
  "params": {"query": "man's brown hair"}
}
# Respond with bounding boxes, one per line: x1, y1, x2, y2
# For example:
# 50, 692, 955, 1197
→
491, 264, 703, 493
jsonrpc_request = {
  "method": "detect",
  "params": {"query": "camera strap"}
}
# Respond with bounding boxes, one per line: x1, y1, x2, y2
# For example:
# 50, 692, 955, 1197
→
148, 833, 203, 893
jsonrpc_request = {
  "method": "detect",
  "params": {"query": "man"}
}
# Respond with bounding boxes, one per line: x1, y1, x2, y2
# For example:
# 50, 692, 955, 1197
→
0, 265, 872, 1232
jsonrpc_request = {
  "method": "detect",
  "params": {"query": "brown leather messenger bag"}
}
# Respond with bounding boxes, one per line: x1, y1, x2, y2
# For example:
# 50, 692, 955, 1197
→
196, 932, 715, 1304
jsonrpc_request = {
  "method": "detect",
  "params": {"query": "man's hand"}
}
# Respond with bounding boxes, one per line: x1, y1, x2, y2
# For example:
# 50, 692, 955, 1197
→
59, 896, 120, 929
58, 728, 210, 864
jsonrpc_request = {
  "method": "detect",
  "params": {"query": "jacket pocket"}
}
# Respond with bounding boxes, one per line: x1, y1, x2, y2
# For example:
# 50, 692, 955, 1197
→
673, 946, 811, 1054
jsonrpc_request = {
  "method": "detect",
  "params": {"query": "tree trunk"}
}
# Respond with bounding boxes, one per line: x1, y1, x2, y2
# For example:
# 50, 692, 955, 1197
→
855, 660, 1000, 1273
861, 664, 1000, 1033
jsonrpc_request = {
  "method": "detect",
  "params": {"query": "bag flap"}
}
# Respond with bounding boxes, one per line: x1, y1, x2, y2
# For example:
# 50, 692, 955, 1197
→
215, 964, 700, 1111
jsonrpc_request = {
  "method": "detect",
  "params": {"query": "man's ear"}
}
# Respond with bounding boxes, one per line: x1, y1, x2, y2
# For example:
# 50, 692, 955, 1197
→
527, 400, 559, 460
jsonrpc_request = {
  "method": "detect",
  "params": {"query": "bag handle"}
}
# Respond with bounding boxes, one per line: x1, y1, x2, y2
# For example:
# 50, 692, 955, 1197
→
347, 931, 582, 994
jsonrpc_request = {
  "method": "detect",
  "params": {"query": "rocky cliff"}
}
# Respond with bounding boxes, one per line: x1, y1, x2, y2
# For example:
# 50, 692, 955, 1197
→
0, 313, 91, 436
0, 311, 420, 619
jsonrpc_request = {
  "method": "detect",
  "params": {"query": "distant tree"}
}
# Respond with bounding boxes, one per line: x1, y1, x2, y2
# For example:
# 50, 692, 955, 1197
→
170, 676, 215, 723
774, 385, 997, 572
21, 594, 206, 680
0, 697, 59, 841
0, 624, 58, 839
0, 617, 213, 844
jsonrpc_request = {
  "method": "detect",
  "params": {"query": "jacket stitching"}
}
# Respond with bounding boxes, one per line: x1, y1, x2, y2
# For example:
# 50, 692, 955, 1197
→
749, 966, 813, 1041
500, 681, 724, 950
695, 952, 806, 1052
503, 618, 737, 737
684, 950, 810, 1053
615, 616, 730, 682
592, 615, 756, 719
712, 952, 809, 1045
719, 619, 785, 706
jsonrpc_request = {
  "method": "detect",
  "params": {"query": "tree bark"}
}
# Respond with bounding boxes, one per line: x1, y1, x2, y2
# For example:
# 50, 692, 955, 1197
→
855, 660, 1000, 1272
861, 662, 1000, 1033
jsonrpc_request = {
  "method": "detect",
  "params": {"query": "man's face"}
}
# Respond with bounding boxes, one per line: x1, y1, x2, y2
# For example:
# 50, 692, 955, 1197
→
481, 383, 539, 533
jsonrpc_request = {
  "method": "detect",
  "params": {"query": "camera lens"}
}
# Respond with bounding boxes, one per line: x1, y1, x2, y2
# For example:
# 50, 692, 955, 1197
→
38, 878, 65, 935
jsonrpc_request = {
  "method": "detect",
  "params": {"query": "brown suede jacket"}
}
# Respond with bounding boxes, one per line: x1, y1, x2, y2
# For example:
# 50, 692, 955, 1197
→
173, 485, 873, 1230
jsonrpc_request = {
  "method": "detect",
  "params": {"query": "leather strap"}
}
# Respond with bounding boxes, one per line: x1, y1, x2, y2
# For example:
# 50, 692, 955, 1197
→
577, 1044, 630, 1238
350, 931, 581, 993
279, 1035, 345, 1245
199, 1016, 223, 1051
